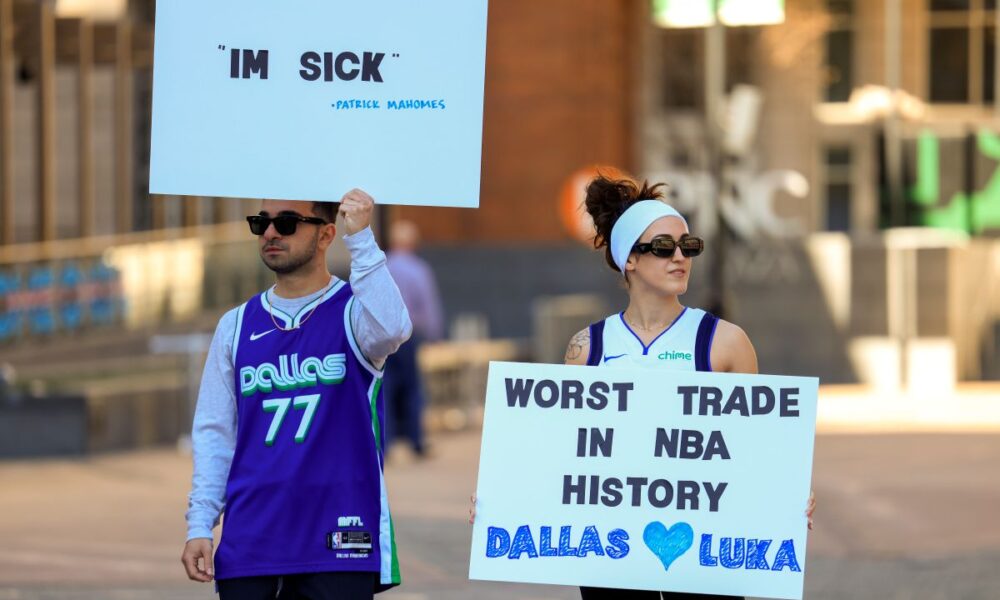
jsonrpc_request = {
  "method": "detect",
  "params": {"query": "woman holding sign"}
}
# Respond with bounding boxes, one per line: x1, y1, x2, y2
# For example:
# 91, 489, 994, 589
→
560, 174, 814, 600
563, 175, 751, 375
470, 174, 815, 599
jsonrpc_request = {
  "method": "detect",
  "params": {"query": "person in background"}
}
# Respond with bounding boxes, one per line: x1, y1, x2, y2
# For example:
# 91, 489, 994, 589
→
382, 220, 444, 458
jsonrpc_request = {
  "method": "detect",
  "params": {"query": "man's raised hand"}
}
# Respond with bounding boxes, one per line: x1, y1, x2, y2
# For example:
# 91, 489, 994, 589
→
338, 188, 375, 236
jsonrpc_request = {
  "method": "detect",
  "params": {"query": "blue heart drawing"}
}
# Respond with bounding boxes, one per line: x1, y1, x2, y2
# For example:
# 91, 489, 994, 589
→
643, 521, 694, 571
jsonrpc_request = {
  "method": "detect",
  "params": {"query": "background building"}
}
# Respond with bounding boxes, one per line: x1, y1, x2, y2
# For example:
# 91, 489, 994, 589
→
1, 0, 998, 424
1, 4, 999, 598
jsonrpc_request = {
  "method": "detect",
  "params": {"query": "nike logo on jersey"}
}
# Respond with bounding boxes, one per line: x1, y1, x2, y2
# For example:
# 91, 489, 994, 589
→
250, 329, 276, 341
603, 353, 626, 362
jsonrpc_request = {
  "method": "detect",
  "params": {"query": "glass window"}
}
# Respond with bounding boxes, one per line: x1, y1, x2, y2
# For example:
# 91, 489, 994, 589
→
930, 0, 971, 9
985, 26, 996, 103
930, 28, 971, 102
927, 0, 996, 104
658, 25, 756, 110
825, 30, 854, 101
825, 147, 852, 232
660, 29, 702, 109
826, 184, 852, 231
824, 0, 854, 102
726, 28, 756, 91
826, 147, 852, 166
826, 0, 854, 15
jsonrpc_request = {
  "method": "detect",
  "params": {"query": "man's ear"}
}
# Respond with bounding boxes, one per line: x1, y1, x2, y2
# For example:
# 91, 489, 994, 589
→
318, 222, 337, 248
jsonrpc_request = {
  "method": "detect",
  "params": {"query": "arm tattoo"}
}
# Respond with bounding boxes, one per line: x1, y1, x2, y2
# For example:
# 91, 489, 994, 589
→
564, 329, 589, 361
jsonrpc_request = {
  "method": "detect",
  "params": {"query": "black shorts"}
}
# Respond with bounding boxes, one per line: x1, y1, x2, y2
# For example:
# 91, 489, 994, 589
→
580, 586, 743, 600
217, 571, 377, 600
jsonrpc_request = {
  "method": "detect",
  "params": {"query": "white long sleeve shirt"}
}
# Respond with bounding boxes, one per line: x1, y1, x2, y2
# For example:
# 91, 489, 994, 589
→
185, 227, 412, 540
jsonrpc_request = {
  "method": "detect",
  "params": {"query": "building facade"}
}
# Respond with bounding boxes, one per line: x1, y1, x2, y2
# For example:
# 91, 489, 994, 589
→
1, 1, 998, 385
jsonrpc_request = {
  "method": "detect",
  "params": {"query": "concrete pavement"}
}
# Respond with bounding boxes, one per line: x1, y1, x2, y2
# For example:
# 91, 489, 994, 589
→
0, 430, 998, 599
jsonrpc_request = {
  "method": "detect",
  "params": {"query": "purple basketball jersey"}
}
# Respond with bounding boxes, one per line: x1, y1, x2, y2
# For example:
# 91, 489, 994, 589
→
214, 280, 400, 589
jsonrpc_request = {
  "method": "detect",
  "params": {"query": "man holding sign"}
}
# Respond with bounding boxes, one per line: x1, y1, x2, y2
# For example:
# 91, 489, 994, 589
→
471, 175, 816, 599
182, 191, 411, 599
152, 1, 492, 595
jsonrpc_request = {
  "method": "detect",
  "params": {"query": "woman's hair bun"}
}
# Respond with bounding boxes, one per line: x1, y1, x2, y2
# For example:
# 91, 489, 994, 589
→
584, 173, 665, 271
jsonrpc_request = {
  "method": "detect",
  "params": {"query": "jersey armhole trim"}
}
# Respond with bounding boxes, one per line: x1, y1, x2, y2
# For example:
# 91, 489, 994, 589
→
231, 303, 247, 367
345, 296, 385, 378
586, 320, 605, 366
695, 312, 719, 372
706, 318, 719, 372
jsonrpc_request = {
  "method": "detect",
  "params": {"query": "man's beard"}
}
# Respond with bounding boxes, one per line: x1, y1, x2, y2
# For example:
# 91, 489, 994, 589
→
260, 232, 319, 275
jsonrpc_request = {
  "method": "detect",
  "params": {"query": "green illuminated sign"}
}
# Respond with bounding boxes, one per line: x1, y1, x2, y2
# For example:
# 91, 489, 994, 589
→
911, 128, 1000, 233
651, 0, 784, 28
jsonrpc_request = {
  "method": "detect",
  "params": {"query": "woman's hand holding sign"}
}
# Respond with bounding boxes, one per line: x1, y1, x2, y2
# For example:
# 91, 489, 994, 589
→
807, 490, 816, 530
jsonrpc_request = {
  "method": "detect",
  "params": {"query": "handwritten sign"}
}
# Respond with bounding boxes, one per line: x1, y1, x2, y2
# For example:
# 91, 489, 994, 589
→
150, 0, 488, 207
469, 362, 818, 599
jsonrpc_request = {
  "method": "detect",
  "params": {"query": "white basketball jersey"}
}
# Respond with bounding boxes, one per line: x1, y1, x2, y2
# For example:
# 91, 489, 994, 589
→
586, 307, 719, 372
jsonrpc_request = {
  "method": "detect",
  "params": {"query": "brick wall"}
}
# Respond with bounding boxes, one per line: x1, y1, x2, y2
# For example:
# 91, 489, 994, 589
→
395, 0, 640, 244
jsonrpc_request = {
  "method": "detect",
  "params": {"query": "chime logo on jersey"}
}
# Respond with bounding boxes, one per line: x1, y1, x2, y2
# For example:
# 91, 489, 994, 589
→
240, 352, 348, 396
657, 349, 693, 361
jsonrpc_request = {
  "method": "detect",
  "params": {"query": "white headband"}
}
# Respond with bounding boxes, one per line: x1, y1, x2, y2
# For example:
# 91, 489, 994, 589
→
609, 200, 688, 273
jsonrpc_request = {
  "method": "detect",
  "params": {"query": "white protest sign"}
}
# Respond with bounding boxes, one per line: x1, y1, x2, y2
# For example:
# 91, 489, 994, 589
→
150, 0, 488, 207
469, 362, 818, 599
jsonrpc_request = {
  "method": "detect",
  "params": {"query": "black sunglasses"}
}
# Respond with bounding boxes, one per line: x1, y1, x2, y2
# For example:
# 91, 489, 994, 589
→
632, 234, 705, 258
246, 214, 328, 236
